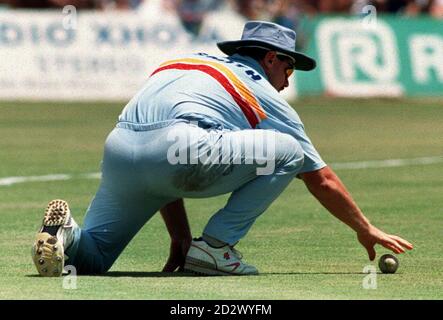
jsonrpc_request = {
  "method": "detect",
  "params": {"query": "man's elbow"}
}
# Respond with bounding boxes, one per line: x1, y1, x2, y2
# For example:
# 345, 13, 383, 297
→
301, 167, 338, 194
307, 178, 337, 196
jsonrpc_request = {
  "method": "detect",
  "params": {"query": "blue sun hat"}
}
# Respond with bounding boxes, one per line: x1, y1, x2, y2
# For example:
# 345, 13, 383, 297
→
217, 21, 316, 71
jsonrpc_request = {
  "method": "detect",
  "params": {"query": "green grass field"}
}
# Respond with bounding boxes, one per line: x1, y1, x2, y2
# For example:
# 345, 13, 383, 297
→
0, 98, 442, 299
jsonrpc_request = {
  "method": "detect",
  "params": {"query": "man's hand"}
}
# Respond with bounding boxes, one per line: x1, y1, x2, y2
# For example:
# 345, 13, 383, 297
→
163, 237, 192, 272
301, 167, 414, 260
357, 225, 413, 261
160, 198, 192, 272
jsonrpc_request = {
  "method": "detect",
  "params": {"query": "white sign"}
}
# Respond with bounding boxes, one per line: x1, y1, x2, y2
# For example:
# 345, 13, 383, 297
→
409, 34, 443, 84
317, 19, 404, 97
0, 7, 247, 101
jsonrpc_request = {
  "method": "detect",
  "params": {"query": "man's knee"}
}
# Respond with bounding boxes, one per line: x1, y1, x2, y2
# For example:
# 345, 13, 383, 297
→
274, 133, 304, 175
70, 254, 114, 275
67, 230, 118, 275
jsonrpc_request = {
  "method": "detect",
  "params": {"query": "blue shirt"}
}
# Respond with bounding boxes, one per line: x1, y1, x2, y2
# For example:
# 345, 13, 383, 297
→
118, 52, 326, 174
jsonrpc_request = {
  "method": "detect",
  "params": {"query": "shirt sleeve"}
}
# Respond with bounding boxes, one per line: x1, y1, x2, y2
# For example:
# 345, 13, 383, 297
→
247, 67, 327, 174
257, 94, 327, 174
284, 119, 327, 174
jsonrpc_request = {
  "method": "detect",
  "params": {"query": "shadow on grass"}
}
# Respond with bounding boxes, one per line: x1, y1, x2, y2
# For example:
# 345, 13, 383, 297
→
103, 271, 196, 278
24, 272, 194, 278
93, 271, 385, 277
263, 272, 381, 275
26, 271, 391, 278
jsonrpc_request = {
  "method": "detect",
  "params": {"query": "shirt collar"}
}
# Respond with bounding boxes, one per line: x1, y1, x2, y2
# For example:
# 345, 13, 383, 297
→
229, 54, 268, 80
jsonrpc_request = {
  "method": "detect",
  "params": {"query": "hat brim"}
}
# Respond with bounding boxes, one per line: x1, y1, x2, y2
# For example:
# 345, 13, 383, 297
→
217, 40, 316, 71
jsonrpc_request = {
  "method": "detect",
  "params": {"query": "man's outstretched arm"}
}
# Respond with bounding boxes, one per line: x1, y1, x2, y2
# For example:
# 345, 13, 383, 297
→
299, 166, 413, 260
160, 199, 192, 272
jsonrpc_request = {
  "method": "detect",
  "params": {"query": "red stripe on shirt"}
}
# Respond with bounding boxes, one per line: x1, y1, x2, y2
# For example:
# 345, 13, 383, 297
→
151, 63, 260, 128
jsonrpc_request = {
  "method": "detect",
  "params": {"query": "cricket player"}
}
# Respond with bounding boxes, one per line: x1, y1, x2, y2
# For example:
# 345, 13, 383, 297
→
32, 21, 413, 276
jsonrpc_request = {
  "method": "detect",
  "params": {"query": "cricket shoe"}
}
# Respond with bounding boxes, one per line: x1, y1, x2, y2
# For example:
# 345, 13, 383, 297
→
184, 239, 258, 276
31, 199, 78, 277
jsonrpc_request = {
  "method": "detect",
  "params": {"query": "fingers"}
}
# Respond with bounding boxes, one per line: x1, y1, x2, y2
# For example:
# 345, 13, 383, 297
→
390, 235, 414, 250
359, 227, 414, 260
381, 235, 414, 255
366, 245, 376, 261
162, 260, 178, 272
162, 239, 191, 273
162, 250, 187, 272
383, 241, 404, 254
